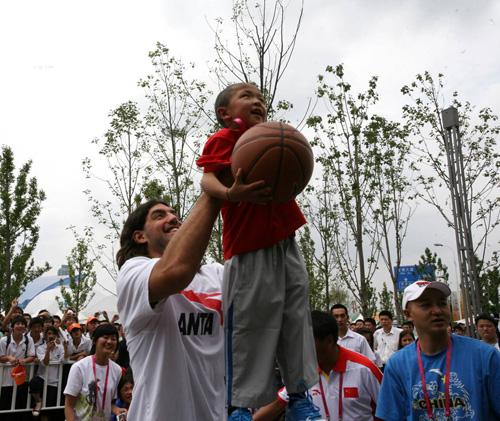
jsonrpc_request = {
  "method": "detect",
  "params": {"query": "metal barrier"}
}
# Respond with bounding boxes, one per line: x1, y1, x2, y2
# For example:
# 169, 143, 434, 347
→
0, 361, 74, 414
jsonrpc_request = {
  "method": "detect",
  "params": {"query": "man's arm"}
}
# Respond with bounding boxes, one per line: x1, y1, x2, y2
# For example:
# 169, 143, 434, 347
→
253, 399, 286, 421
1, 298, 18, 331
201, 170, 271, 203
148, 193, 221, 303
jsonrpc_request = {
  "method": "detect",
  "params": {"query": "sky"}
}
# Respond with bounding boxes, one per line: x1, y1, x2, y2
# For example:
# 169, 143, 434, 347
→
1, 0, 499, 299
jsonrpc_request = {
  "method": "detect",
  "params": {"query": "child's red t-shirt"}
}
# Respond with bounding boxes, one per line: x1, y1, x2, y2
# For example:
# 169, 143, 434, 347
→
196, 127, 306, 260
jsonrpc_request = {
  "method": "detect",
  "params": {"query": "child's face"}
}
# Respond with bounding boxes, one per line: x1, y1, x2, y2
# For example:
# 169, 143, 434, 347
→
220, 84, 267, 128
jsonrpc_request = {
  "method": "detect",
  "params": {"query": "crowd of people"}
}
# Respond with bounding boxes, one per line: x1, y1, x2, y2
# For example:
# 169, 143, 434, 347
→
0, 302, 132, 421
1, 81, 500, 421
0, 289, 498, 420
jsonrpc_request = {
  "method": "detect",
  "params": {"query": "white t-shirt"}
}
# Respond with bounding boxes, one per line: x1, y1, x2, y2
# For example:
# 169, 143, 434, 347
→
36, 342, 65, 386
64, 355, 122, 421
0, 334, 36, 386
279, 347, 382, 421
117, 257, 225, 421
373, 326, 402, 364
338, 329, 377, 363
68, 336, 92, 357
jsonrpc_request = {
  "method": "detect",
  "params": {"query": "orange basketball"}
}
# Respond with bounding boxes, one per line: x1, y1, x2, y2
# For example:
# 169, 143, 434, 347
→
231, 121, 314, 203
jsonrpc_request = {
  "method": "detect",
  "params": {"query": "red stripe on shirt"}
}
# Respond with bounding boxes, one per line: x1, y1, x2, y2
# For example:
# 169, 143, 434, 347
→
180, 291, 223, 324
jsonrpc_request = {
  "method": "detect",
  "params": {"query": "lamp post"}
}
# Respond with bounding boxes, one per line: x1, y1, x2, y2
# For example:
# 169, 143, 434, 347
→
434, 243, 463, 320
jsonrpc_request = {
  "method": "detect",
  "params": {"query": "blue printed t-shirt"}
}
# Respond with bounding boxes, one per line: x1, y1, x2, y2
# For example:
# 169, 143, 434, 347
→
376, 334, 500, 421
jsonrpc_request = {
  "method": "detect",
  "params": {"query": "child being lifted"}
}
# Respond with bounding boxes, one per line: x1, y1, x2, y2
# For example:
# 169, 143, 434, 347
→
196, 82, 323, 421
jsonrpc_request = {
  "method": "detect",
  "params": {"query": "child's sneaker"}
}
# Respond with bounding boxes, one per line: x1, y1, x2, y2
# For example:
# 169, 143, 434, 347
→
228, 408, 252, 421
285, 394, 325, 421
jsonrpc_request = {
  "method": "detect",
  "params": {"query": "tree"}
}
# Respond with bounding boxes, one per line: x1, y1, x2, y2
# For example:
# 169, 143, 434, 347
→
307, 64, 389, 317
0, 146, 50, 312
416, 247, 449, 282
139, 43, 212, 221
402, 72, 500, 265
366, 116, 414, 321
477, 252, 500, 316
211, 0, 304, 116
378, 282, 395, 314
56, 234, 97, 317
82, 101, 149, 281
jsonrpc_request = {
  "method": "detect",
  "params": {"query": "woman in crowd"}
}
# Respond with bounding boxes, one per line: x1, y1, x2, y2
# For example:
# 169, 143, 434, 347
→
397, 329, 415, 349
63, 323, 125, 421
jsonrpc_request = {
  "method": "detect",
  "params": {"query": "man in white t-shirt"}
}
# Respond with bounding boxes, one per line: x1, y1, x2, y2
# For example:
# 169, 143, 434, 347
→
29, 325, 66, 415
116, 195, 224, 420
373, 310, 402, 368
475, 314, 500, 351
0, 315, 36, 412
67, 323, 92, 361
330, 304, 377, 364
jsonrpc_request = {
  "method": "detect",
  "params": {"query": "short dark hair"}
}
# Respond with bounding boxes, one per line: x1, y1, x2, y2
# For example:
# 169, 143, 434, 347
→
364, 317, 376, 326
29, 317, 44, 328
379, 310, 393, 320
52, 315, 61, 321
330, 303, 348, 316
116, 200, 170, 269
90, 323, 120, 354
311, 310, 339, 343
402, 320, 414, 328
11, 315, 27, 328
475, 314, 496, 326
214, 82, 257, 127
44, 325, 59, 336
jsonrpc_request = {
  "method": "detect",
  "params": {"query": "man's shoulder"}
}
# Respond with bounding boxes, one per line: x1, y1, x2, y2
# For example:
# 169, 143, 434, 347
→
117, 256, 157, 286
453, 333, 498, 354
345, 329, 364, 340
391, 326, 403, 334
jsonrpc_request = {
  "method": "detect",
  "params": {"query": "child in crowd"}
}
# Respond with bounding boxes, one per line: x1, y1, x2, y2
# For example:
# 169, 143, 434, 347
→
197, 83, 319, 421
29, 325, 66, 419
397, 330, 415, 349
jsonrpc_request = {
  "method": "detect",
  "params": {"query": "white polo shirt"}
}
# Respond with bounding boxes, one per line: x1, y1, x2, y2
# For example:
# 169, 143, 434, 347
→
36, 342, 65, 386
338, 329, 377, 363
0, 334, 36, 386
67, 336, 92, 357
117, 257, 225, 421
279, 346, 382, 421
373, 326, 402, 364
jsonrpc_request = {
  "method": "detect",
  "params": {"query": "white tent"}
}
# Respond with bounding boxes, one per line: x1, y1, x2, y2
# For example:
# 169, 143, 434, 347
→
24, 288, 118, 319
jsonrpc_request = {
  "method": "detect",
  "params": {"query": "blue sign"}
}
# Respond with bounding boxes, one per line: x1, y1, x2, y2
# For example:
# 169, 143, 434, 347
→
394, 265, 435, 291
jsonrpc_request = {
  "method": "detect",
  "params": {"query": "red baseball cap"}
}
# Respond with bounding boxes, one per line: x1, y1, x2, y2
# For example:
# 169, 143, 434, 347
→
86, 316, 98, 325
68, 323, 82, 333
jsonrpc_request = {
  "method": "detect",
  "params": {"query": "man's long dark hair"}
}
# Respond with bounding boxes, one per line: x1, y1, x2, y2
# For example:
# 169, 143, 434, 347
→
116, 200, 169, 269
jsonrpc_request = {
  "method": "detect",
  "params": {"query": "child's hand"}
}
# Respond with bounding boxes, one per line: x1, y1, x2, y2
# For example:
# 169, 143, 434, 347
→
227, 169, 272, 204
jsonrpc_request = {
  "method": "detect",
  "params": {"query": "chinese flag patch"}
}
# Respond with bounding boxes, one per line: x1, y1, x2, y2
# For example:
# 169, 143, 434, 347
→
343, 387, 359, 398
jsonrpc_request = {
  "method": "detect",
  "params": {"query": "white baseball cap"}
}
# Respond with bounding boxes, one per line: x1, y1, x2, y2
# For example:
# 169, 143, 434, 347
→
402, 280, 451, 309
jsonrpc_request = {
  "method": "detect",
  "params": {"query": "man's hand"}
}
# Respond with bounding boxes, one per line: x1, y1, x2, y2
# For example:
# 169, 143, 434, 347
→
6, 355, 18, 364
10, 298, 18, 309
47, 340, 56, 352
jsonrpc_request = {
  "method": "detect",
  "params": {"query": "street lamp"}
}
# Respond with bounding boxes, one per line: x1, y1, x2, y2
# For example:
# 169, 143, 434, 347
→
434, 243, 463, 320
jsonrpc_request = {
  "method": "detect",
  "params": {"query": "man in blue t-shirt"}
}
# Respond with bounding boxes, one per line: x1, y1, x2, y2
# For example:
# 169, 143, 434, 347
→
376, 280, 500, 421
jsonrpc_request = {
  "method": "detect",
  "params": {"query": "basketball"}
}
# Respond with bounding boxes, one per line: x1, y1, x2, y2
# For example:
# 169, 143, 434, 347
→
231, 121, 314, 203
